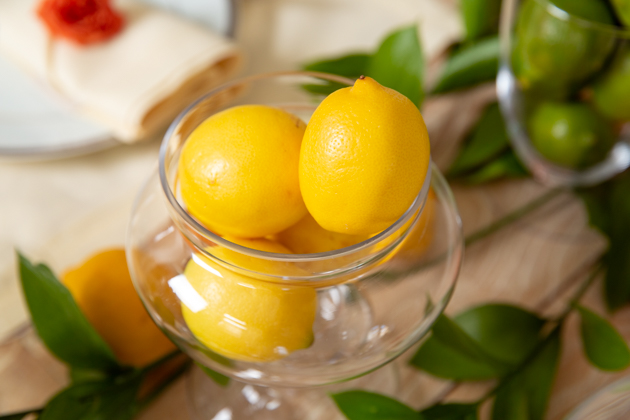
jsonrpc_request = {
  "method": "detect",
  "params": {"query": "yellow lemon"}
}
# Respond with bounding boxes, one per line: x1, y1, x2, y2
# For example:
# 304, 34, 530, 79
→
275, 213, 370, 254
211, 236, 299, 278
181, 237, 317, 362
179, 105, 308, 238
63, 249, 176, 367
299, 76, 430, 236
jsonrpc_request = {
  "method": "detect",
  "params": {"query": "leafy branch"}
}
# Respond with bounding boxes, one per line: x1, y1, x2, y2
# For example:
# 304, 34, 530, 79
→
304, 25, 425, 108
334, 262, 630, 420
577, 172, 630, 311
2, 255, 227, 420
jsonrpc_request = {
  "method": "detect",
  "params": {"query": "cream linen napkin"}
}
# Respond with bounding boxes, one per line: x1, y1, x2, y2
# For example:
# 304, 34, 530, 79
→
0, 0, 241, 142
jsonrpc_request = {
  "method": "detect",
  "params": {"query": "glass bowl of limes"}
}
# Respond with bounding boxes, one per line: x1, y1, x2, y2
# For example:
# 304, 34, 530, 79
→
126, 71, 463, 418
497, 0, 630, 186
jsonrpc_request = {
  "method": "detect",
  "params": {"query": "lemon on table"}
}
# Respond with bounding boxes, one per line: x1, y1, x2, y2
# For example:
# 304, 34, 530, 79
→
179, 105, 308, 238
181, 237, 317, 362
275, 213, 370, 254
299, 76, 430, 236
63, 249, 176, 367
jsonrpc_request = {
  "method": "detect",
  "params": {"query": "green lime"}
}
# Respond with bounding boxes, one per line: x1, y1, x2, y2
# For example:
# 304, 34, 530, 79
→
592, 46, 630, 121
551, 0, 615, 23
611, 0, 630, 26
513, 0, 616, 99
529, 102, 615, 168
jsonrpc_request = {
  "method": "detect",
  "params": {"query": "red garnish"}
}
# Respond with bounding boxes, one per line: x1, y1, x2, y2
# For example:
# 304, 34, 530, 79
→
37, 0, 125, 45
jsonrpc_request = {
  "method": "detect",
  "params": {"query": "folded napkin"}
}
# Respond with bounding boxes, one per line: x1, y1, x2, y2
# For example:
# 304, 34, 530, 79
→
0, 0, 241, 142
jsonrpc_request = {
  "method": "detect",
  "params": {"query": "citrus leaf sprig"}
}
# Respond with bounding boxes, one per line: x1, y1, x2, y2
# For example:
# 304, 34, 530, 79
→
431, 36, 499, 95
304, 0, 502, 100
333, 391, 479, 420
331, 199, 630, 420
302, 54, 370, 95
332, 261, 630, 420
460, 0, 502, 42
578, 173, 630, 311
408, 304, 559, 420
448, 102, 528, 184
368, 25, 424, 107
18, 253, 119, 371
411, 305, 545, 380
40, 373, 144, 420
4, 254, 226, 420
332, 391, 420, 420
304, 25, 425, 108
576, 305, 630, 370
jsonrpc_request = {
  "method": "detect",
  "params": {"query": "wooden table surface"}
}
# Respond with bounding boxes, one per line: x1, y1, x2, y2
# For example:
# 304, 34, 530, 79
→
1, 1, 627, 419
0, 84, 625, 420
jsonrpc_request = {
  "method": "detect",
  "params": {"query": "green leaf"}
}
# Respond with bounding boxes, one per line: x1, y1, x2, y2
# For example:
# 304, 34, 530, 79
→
577, 173, 630, 310
301, 83, 346, 96
603, 175, 630, 310
454, 304, 545, 366
411, 335, 503, 380
39, 374, 142, 420
332, 391, 420, 420
300, 26, 424, 105
70, 368, 110, 384
368, 25, 424, 107
420, 403, 478, 419
17, 253, 119, 371
461, 0, 502, 41
304, 53, 371, 78
492, 329, 561, 420
410, 314, 511, 380
492, 389, 530, 420
430, 314, 500, 364
448, 102, 509, 176
196, 362, 230, 387
603, 238, 630, 311
461, 150, 528, 185
576, 305, 630, 371
432, 36, 499, 94
302, 53, 370, 96
576, 186, 611, 236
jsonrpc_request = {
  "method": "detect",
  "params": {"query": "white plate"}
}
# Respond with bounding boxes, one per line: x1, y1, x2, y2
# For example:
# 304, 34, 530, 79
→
0, 0, 235, 161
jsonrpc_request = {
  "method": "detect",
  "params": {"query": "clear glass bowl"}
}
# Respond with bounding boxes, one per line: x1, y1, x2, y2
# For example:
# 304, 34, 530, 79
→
565, 376, 630, 419
126, 72, 463, 390
497, 0, 630, 186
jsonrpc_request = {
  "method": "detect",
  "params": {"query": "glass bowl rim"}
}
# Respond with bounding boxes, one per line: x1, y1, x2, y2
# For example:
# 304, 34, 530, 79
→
530, 0, 630, 37
158, 70, 432, 262
564, 375, 630, 419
